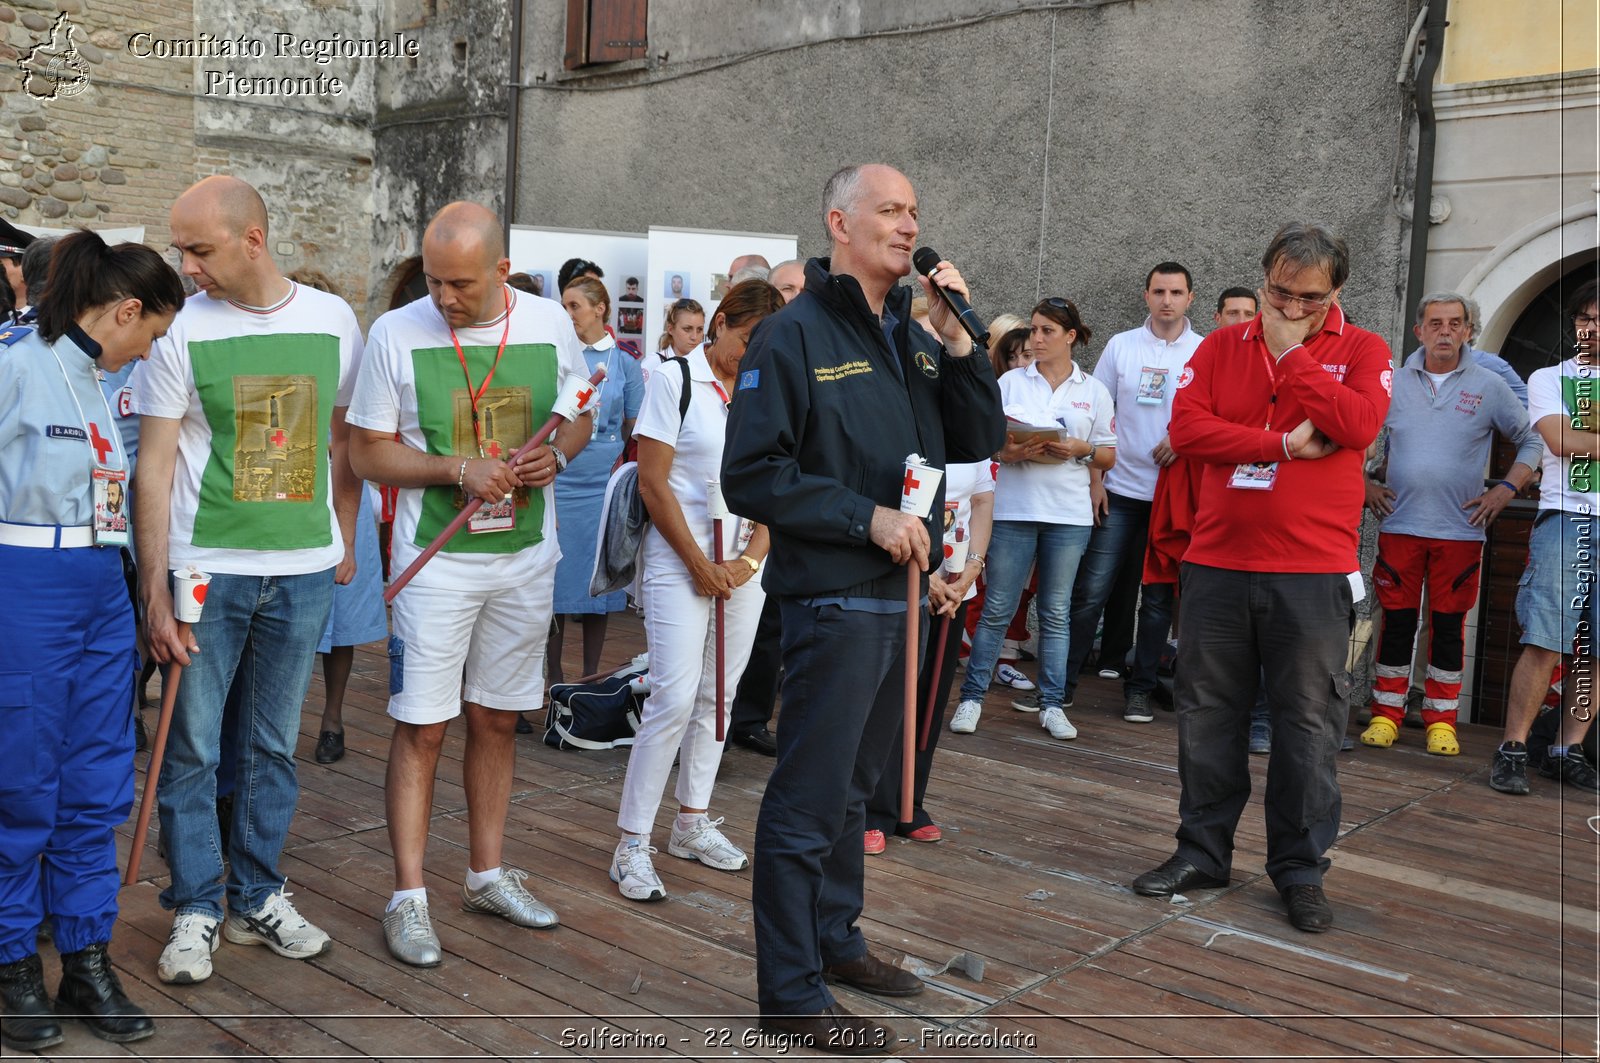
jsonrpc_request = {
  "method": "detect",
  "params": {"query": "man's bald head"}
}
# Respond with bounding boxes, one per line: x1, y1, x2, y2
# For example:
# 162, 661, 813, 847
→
423, 201, 506, 268
169, 174, 281, 303
175, 175, 269, 239
421, 201, 511, 327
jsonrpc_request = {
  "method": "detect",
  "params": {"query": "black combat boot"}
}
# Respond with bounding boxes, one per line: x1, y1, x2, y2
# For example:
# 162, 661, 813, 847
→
0, 952, 64, 1051
56, 941, 155, 1042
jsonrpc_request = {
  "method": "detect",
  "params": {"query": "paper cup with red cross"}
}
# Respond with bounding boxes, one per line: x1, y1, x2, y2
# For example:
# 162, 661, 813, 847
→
554, 366, 607, 421
172, 567, 212, 623
943, 531, 970, 576
899, 453, 943, 520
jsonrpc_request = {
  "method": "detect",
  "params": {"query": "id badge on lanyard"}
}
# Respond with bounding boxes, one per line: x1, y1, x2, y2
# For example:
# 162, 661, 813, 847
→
452, 290, 516, 534
469, 495, 516, 534
93, 467, 130, 545
1230, 347, 1280, 491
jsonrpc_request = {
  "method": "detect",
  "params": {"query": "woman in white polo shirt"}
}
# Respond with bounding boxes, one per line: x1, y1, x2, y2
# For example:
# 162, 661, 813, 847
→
950, 297, 1116, 741
610, 280, 786, 902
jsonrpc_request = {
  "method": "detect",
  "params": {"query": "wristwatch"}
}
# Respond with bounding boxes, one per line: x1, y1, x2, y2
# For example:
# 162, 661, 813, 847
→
1076, 444, 1097, 466
740, 554, 762, 574
548, 443, 568, 473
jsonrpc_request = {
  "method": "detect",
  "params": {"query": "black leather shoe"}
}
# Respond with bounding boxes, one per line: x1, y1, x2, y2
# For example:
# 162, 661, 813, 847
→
1282, 884, 1334, 932
515, 713, 534, 734
314, 729, 346, 764
758, 1002, 892, 1055
821, 951, 924, 997
56, 942, 155, 1043
731, 726, 777, 757
1132, 854, 1229, 896
0, 953, 63, 1051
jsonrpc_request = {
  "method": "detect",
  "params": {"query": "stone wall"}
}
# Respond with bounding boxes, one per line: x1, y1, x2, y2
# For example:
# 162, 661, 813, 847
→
513, 0, 1417, 351
2, 0, 195, 250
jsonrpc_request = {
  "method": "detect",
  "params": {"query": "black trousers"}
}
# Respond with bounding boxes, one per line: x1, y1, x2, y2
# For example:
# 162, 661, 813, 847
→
1172, 564, 1354, 890
753, 600, 919, 1015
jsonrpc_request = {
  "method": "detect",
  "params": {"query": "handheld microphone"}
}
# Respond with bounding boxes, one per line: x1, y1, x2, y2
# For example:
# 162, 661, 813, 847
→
913, 246, 989, 347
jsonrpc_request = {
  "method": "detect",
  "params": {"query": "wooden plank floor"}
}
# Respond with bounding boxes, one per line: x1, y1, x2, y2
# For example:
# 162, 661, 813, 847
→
22, 610, 1599, 1061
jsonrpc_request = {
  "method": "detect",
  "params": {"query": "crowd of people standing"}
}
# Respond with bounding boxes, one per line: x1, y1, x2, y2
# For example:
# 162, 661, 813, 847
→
0, 159, 1595, 1056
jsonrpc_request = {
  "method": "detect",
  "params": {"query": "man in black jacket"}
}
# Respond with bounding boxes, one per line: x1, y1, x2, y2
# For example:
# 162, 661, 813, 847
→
722, 163, 1004, 1052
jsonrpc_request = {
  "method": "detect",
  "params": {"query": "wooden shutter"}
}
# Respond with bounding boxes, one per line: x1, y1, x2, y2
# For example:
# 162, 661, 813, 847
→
565, 0, 647, 69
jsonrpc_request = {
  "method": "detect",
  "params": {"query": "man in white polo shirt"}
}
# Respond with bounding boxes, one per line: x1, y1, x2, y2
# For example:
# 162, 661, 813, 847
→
347, 202, 593, 967
1064, 262, 1201, 722
135, 176, 363, 985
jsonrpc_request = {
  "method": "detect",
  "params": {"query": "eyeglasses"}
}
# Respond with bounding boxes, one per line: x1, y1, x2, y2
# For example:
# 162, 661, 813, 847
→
1043, 297, 1073, 311
1263, 284, 1333, 312
1574, 314, 1599, 330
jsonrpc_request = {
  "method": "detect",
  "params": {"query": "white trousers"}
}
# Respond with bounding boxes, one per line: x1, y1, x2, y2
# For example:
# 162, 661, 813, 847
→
616, 564, 766, 835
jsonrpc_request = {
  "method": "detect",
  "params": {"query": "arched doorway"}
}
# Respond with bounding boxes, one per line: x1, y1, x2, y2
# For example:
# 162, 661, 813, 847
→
386, 256, 427, 311
1500, 258, 1600, 380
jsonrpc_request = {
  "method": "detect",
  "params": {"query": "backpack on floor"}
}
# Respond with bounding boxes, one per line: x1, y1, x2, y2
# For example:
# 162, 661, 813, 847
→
544, 669, 645, 751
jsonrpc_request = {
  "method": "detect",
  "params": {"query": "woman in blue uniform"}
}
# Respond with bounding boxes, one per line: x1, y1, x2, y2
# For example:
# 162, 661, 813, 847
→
547, 277, 643, 686
0, 230, 184, 1051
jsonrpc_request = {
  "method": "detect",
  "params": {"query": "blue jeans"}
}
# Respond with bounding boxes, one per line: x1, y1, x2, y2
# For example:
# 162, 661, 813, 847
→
1064, 491, 1173, 698
960, 521, 1091, 707
158, 570, 334, 919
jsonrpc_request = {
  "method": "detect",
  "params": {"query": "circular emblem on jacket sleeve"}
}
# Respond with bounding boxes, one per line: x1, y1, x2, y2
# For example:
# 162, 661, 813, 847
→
914, 350, 939, 378
1177, 366, 1195, 389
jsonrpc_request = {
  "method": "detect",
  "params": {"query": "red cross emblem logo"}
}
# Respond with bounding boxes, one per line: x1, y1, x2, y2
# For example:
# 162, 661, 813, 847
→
575, 385, 595, 409
484, 440, 503, 459
269, 428, 287, 448
902, 467, 921, 496
89, 422, 114, 464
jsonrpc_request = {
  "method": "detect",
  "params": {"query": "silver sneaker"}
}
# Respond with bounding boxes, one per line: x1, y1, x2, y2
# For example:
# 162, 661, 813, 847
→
949, 699, 982, 734
1041, 705, 1078, 740
611, 839, 666, 902
157, 912, 220, 984
224, 889, 331, 960
383, 896, 442, 968
668, 817, 748, 871
460, 868, 559, 928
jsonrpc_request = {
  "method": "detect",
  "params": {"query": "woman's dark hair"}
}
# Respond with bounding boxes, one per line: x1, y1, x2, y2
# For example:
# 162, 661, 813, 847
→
990, 325, 1031, 377
1032, 296, 1092, 349
562, 276, 610, 323
707, 280, 784, 343
558, 257, 602, 293
37, 229, 184, 343
1568, 277, 1599, 320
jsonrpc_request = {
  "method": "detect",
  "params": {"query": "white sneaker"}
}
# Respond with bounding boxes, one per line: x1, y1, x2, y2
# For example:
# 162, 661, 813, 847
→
668, 817, 749, 871
1040, 706, 1078, 741
611, 839, 665, 901
223, 889, 331, 959
949, 700, 982, 734
994, 663, 1036, 691
157, 912, 221, 984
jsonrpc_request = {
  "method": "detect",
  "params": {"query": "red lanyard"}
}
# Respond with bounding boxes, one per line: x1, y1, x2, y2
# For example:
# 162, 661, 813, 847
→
1258, 344, 1279, 430
448, 287, 512, 457
711, 379, 730, 410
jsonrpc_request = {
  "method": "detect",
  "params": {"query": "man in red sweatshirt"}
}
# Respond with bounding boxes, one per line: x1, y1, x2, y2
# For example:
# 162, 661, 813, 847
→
1131, 222, 1392, 934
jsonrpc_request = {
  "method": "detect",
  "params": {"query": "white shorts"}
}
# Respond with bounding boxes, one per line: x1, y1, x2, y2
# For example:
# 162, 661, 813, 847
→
387, 574, 555, 724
